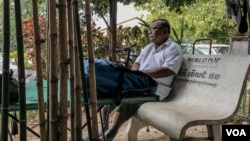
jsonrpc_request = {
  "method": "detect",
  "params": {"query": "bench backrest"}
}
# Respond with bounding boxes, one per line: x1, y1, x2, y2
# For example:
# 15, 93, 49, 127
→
167, 55, 250, 117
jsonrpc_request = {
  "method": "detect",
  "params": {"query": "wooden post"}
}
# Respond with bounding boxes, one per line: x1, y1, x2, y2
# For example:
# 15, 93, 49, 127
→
0, 1, 11, 141
31, 1, 47, 141
85, 0, 99, 140
48, 0, 59, 141
13, 1, 27, 139
66, 0, 76, 140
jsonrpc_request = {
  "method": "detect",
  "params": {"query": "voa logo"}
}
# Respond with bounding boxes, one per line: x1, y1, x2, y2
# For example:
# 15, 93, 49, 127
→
226, 129, 246, 136
222, 125, 250, 141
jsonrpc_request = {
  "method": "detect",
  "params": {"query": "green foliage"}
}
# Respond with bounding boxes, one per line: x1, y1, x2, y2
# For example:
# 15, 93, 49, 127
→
0, 0, 241, 66
9, 51, 32, 69
81, 23, 148, 59
164, 0, 208, 12
172, 28, 181, 44
0, 0, 46, 52
136, 0, 236, 44
90, 0, 153, 22
117, 0, 151, 6
181, 0, 235, 40
91, 0, 110, 18
0, 1, 17, 52
137, 18, 150, 28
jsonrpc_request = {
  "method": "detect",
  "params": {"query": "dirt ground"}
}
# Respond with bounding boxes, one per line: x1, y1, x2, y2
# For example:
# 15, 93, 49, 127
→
8, 109, 209, 141
5, 84, 249, 141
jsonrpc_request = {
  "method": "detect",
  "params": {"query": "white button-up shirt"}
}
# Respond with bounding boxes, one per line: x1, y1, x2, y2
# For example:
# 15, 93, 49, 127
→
135, 38, 183, 100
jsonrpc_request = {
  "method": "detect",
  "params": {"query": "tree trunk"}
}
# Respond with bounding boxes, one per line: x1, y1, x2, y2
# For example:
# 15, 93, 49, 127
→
48, 0, 59, 141
0, 1, 11, 141
85, 0, 99, 140
58, 0, 69, 141
109, 0, 117, 61
31, 0, 47, 141
67, 0, 75, 141
45, 1, 50, 140
73, 35, 82, 141
14, 1, 27, 141
72, 0, 93, 140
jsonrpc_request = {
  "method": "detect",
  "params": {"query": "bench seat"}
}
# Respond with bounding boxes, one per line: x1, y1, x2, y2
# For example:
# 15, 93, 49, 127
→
134, 102, 226, 140
127, 55, 250, 141
2, 80, 159, 111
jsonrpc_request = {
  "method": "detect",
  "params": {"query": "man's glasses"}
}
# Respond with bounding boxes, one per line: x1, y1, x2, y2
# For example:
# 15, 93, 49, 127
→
148, 27, 166, 32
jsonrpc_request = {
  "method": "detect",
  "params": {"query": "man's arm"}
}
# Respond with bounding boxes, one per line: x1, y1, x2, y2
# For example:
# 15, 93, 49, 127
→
142, 67, 175, 78
131, 62, 140, 70
131, 62, 175, 78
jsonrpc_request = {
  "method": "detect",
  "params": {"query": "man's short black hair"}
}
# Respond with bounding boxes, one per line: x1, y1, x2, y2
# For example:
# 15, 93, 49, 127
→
153, 19, 171, 34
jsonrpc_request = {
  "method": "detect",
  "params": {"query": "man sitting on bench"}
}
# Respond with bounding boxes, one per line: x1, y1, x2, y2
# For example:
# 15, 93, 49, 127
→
83, 18, 183, 141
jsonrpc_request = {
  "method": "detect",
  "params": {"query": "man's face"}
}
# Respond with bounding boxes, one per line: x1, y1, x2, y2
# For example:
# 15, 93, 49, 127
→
148, 21, 168, 45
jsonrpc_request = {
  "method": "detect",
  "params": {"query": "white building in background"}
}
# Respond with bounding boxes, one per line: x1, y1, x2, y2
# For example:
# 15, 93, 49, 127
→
116, 17, 142, 27
95, 3, 148, 29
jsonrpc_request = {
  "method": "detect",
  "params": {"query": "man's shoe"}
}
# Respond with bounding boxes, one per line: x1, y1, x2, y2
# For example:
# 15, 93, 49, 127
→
82, 136, 89, 141
83, 136, 103, 141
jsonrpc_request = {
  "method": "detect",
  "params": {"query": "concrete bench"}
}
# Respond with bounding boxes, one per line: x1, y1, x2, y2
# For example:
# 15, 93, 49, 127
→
126, 55, 250, 141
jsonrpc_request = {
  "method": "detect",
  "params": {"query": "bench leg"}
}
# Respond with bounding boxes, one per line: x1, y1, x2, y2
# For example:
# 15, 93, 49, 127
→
207, 125, 213, 139
211, 125, 221, 141
126, 116, 147, 141
207, 125, 221, 141
164, 135, 179, 141
163, 135, 171, 141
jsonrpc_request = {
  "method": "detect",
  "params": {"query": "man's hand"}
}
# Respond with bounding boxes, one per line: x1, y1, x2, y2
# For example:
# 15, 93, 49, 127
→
142, 67, 175, 78
131, 62, 140, 70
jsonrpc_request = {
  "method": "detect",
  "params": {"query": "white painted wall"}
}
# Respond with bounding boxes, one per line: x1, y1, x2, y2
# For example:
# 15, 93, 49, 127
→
95, 3, 147, 29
